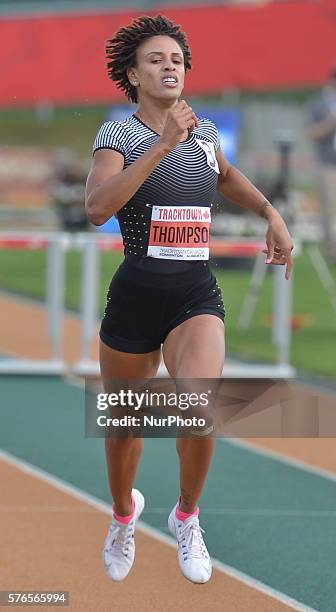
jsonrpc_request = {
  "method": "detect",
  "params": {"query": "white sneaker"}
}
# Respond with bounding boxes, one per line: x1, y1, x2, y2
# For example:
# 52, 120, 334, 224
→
103, 488, 144, 581
168, 502, 212, 584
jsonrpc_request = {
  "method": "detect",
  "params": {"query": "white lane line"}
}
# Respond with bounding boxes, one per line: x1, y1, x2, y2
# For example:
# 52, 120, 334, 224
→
0, 449, 317, 612
223, 438, 336, 484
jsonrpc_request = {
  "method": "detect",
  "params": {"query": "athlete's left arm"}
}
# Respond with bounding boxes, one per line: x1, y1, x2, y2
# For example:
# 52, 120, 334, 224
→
215, 147, 294, 280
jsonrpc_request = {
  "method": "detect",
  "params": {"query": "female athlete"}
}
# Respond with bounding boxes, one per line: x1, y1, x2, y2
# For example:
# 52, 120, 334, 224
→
85, 15, 293, 584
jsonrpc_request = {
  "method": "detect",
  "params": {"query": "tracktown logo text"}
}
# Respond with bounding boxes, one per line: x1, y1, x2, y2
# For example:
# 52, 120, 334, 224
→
97, 390, 211, 411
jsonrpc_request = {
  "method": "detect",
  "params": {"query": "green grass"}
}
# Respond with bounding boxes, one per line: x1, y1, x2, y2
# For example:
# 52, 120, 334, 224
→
0, 102, 318, 191
0, 106, 109, 158
1, 246, 336, 377
0, 90, 317, 158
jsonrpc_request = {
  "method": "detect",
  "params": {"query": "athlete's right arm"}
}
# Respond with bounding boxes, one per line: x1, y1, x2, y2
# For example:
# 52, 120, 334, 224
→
85, 102, 197, 225
85, 142, 171, 226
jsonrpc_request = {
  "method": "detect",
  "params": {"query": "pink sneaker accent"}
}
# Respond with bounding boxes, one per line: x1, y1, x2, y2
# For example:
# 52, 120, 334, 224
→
113, 495, 135, 525
176, 497, 200, 522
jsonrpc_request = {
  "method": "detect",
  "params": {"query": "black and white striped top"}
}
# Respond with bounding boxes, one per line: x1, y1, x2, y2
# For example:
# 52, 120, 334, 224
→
93, 114, 220, 274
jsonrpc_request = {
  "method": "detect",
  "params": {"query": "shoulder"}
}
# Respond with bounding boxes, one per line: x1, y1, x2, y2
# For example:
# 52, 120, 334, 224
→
94, 117, 133, 141
194, 117, 220, 149
196, 117, 218, 131
93, 117, 136, 156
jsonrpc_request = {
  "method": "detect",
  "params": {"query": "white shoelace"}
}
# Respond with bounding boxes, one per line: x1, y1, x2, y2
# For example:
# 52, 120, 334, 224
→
105, 521, 134, 558
178, 519, 208, 561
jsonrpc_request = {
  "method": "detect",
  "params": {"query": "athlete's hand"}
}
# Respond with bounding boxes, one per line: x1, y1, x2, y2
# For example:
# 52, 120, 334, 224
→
262, 210, 294, 280
159, 100, 199, 151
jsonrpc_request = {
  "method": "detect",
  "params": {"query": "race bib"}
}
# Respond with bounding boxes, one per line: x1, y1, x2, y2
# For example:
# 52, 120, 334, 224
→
147, 205, 211, 260
195, 140, 220, 174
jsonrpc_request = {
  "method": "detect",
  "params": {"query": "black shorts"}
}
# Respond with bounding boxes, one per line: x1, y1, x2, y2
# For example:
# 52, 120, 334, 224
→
100, 259, 225, 354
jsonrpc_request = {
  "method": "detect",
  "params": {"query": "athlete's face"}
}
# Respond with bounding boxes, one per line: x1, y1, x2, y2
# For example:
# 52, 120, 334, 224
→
129, 35, 186, 102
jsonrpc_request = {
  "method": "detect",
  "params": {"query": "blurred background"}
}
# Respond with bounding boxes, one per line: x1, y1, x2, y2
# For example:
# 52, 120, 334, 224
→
2, 7, 336, 610
0, 0, 336, 379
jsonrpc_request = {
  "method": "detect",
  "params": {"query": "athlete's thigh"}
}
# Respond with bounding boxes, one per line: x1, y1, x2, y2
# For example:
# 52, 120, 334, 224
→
162, 314, 225, 378
100, 340, 161, 384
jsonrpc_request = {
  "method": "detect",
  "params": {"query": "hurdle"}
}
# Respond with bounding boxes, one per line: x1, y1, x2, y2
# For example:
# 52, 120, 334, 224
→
0, 232, 68, 374
72, 234, 296, 378
0, 231, 296, 378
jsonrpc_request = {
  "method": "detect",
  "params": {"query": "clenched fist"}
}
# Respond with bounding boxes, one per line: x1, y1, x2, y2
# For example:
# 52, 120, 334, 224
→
159, 100, 199, 151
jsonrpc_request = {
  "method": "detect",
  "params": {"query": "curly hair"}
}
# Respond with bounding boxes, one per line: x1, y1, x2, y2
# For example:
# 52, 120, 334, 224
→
106, 15, 192, 104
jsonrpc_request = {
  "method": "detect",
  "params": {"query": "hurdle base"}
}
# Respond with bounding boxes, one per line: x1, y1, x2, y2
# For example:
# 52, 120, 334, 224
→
70, 360, 296, 379
72, 360, 101, 377
0, 359, 66, 375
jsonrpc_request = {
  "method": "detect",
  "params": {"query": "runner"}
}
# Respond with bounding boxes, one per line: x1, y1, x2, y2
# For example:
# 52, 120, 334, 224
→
85, 15, 293, 584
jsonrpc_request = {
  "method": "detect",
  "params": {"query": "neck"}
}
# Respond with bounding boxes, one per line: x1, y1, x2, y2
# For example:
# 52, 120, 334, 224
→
136, 98, 178, 134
